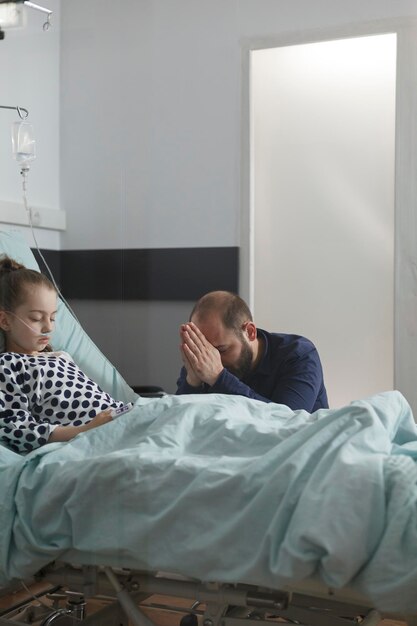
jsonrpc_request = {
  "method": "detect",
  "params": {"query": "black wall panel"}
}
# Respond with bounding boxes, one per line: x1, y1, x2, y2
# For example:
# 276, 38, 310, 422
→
34, 247, 239, 301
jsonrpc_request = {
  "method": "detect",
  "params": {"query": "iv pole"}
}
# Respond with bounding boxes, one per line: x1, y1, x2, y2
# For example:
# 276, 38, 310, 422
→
0, 105, 29, 120
23, 1, 52, 30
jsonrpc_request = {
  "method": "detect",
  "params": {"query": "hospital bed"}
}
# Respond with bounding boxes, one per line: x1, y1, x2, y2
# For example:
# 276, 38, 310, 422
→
0, 230, 417, 626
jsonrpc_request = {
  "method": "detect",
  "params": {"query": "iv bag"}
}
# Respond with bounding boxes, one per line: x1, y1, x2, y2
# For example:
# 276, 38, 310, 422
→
11, 121, 36, 167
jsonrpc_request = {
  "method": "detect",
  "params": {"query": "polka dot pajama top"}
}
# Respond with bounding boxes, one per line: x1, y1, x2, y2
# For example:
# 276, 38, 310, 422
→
0, 351, 124, 454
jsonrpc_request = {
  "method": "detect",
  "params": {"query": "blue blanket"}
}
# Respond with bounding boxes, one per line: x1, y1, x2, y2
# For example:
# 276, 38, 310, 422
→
1, 390, 417, 612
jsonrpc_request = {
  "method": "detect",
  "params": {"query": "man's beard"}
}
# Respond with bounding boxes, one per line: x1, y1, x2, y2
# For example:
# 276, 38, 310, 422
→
228, 338, 253, 380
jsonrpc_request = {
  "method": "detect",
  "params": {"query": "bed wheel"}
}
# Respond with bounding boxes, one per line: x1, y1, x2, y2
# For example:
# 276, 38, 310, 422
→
180, 613, 198, 626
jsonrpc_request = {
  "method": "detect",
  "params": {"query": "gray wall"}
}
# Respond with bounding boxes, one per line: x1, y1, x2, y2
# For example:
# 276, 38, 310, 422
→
70, 300, 191, 393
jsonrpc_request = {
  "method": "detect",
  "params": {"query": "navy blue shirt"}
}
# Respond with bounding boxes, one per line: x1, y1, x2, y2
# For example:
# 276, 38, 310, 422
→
176, 329, 328, 412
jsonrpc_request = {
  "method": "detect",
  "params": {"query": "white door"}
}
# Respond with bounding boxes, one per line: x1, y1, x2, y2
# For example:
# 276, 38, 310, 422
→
250, 34, 397, 408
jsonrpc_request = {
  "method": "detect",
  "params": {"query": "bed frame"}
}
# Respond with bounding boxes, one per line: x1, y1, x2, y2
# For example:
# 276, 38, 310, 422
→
0, 563, 412, 626
0, 233, 414, 626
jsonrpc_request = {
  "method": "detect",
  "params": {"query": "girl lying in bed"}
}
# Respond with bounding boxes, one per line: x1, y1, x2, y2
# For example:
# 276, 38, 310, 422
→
0, 255, 126, 453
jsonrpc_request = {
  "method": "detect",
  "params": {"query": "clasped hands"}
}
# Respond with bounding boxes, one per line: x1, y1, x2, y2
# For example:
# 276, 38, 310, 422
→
180, 322, 223, 387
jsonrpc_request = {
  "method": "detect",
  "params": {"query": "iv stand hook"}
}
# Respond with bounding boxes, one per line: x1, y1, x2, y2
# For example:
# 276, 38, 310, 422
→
0, 105, 29, 120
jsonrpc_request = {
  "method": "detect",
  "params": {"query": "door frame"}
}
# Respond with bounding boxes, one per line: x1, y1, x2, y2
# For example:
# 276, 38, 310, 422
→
240, 17, 417, 412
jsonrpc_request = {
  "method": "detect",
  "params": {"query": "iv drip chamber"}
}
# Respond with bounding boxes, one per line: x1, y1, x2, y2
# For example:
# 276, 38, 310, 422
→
11, 121, 36, 167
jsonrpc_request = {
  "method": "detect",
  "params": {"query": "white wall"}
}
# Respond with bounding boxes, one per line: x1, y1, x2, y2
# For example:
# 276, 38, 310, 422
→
3, 1, 417, 397
56, 0, 417, 398
59, 0, 417, 251
0, 0, 61, 249
56, 0, 417, 397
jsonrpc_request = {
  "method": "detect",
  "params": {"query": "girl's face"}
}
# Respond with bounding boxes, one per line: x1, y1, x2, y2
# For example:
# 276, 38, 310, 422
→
1, 284, 57, 355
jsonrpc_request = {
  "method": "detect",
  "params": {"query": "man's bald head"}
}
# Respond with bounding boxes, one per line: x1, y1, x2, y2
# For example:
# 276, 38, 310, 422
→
190, 291, 252, 335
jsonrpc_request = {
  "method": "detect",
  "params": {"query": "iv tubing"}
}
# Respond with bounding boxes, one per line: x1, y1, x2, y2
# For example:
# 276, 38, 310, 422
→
20, 168, 82, 326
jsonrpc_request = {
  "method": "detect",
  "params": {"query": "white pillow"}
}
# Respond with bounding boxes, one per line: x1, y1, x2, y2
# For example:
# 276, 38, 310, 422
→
0, 230, 137, 404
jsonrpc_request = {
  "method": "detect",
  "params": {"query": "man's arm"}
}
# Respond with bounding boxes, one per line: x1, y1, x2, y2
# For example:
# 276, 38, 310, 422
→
211, 345, 326, 411
176, 323, 326, 410
209, 369, 271, 402
266, 347, 327, 411
176, 322, 270, 400
176, 362, 270, 400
